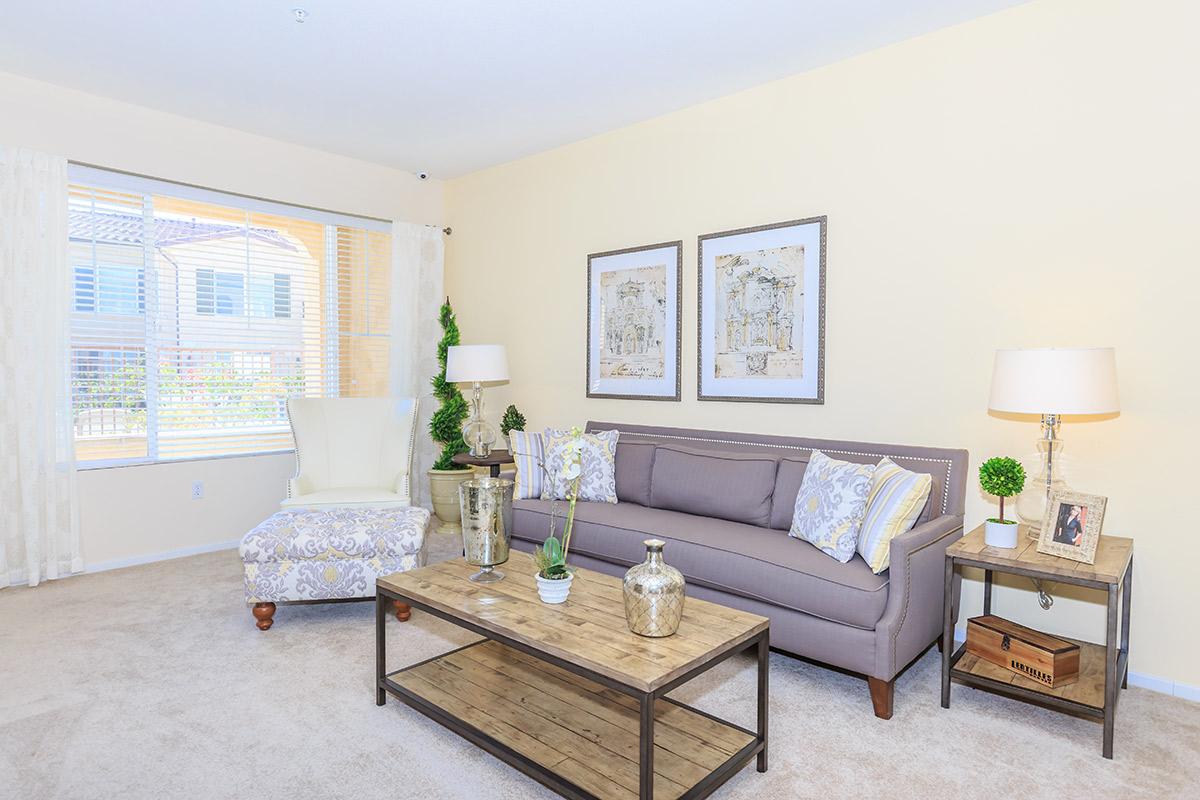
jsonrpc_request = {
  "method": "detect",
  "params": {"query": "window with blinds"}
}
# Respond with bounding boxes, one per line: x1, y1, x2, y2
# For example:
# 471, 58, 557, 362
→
67, 166, 392, 465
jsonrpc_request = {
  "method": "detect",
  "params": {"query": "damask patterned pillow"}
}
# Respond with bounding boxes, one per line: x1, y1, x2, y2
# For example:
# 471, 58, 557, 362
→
508, 430, 545, 500
788, 450, 876, 563
540, 428, 619, 503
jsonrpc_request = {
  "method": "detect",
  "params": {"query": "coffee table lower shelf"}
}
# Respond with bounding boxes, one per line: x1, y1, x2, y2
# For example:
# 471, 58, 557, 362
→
381, 639, 758, 800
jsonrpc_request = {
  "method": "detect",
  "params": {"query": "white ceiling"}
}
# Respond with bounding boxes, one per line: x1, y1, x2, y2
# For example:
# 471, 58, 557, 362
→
0, 1, 1027, 178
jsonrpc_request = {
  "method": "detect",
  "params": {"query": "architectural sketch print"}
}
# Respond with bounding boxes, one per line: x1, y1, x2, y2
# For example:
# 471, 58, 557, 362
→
713, 244, 804, 379
599, 264, 667, 379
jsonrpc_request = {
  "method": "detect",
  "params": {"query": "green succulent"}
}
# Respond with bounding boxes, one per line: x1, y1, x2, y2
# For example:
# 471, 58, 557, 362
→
534, 535, 570, 580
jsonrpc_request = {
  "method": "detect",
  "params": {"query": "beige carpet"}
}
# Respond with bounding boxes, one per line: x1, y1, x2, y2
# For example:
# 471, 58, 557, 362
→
2, 532, 1198, 800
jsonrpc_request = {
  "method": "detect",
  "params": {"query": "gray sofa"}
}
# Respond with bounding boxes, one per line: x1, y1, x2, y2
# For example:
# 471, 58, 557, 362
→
510, 422, 967, 719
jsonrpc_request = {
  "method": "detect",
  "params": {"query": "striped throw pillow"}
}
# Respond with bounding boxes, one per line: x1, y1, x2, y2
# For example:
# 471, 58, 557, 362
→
508, 430, 545, 500
856, 457, 932, 573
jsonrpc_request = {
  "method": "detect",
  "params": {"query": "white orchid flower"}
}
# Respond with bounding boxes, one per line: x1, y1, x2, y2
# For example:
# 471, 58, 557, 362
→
562, 461, 582, 480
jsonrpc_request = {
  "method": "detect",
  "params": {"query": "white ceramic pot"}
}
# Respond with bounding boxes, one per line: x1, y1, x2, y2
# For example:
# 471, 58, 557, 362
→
984, 519, 1020, 548
427, 468, 473, 535
535, 572, 574, 604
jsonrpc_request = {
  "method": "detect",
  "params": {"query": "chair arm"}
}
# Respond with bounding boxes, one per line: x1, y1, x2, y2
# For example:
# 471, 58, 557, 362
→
287, 476, 310, 499
392, 471, 412, 505
872, 514, 965, 679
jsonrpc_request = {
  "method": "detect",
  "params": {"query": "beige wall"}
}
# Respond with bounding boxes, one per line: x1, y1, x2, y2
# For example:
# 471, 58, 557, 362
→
445, 0, 1200, 689
0, 70, 444, 568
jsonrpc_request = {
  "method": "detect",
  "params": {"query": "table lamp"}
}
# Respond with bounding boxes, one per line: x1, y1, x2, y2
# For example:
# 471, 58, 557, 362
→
446, 344, 509, 458
987, 347, 1119, 537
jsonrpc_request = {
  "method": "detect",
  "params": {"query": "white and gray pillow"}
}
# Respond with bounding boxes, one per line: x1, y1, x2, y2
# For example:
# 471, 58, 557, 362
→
540, 428, 619, 503
789, 450, 876, 562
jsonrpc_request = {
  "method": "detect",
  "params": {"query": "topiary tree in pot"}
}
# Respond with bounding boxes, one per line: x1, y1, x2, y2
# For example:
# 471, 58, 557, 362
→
979, 456, 1026, 548
427, 298, 473, 534
500, 404, 526, 440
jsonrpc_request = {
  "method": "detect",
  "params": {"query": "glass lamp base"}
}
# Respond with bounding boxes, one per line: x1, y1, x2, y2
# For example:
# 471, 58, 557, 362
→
1016, 434, 1069, 539
469, 566, 504, 583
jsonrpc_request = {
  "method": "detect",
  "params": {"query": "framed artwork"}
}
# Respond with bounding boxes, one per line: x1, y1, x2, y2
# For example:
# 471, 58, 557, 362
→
697, 216, 826, 403
1036, 490, 1107, 564
586, 240, 682, 400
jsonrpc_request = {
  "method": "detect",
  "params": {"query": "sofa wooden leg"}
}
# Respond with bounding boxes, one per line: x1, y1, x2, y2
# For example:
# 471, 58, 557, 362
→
393, 600, 411, 622
252, 602, 276, 631
868, 677, 894, 720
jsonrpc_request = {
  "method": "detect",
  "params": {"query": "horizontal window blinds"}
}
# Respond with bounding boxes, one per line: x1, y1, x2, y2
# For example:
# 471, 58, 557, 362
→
67, 168, 392, 464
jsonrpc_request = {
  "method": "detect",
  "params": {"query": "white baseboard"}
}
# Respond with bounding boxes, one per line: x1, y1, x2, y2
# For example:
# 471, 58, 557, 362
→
85, 539, 240, 574
953, 626, 1199, 704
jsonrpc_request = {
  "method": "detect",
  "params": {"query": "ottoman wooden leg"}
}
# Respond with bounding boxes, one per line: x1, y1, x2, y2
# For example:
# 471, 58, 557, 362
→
393, 600, 411, 622
252, 602, 276, 631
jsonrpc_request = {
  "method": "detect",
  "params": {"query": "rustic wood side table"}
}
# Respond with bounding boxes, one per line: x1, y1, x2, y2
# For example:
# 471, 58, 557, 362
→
941, 524, 1133, 759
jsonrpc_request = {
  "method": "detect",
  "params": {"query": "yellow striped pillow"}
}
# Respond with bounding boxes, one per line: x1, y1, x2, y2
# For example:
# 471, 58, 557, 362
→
508, 430, 544, 500
856, 458, 932, 573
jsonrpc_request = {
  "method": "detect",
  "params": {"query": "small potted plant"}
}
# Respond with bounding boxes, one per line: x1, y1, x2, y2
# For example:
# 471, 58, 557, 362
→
534, 429, 584, 603
500, 404, 526, 439
979, 456, 1027, 548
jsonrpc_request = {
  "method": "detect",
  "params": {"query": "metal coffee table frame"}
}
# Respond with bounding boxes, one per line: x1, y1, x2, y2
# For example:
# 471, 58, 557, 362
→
375, 584, 769, 800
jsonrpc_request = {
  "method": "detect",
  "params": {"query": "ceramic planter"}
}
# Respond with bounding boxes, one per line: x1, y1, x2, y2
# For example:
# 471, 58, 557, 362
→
984, 519, 1020, 548
535, 572, 574, 604
428, 468, 473, 535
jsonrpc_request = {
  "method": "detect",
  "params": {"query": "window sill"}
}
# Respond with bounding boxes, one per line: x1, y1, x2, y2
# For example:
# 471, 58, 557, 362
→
77, 449, 294, 471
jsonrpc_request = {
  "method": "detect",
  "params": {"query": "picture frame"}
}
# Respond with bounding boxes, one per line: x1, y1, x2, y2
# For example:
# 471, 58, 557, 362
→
586, 240, 682, 400
697, 216, 826, 403
1036, 490, 1107, 564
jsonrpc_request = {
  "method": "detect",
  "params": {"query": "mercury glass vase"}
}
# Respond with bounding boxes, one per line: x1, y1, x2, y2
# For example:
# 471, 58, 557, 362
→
622, 539, 685, 637
459, 477, 513, 583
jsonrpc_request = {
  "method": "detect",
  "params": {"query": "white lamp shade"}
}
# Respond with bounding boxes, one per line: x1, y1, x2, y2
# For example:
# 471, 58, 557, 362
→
446, 344, 509, 384
988, 347, 1119, 415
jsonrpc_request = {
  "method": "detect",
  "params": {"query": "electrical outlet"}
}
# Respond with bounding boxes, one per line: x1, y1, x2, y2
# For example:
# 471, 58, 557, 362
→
191, 481, 204, 499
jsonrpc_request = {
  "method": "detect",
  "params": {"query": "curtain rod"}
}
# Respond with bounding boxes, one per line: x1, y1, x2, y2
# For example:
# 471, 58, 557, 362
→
69, 159, 400, 227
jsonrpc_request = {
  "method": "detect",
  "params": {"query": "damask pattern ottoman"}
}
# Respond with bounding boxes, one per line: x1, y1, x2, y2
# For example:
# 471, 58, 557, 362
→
240, 506, 430, 630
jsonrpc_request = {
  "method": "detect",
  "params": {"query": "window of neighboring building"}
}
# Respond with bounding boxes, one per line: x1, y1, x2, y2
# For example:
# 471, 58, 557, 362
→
196, 269, 246, 316
68, 167, 392, 466
73, 265, 145, 315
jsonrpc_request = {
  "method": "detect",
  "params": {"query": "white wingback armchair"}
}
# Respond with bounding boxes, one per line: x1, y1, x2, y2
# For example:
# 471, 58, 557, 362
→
282, 397, 419, 509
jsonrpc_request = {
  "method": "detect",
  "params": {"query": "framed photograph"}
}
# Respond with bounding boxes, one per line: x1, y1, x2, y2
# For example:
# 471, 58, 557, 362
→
1036, 490, 1107, 564
697, 216, 826, 403
586, 240, 682, 400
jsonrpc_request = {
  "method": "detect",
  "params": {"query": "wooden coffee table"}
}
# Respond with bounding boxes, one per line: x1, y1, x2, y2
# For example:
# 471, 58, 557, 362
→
375, 551, 769, 799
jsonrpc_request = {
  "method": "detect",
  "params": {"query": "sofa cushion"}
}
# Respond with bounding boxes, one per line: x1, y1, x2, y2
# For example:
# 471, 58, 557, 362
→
615, 441, 656, 506
769, 456, 809, 530
650, 444, 778, 527
512, 499, 889, 629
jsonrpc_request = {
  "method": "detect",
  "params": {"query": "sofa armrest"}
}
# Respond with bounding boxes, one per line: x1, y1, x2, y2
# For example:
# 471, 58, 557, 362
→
872, 514, 964, 680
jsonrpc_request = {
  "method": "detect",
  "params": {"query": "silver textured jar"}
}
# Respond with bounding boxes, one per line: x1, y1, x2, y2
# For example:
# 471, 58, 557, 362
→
623, 539, 685, 637
459, 477, 513, 583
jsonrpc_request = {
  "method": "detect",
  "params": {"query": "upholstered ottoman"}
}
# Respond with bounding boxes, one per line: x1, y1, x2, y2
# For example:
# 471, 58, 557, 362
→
239, 506, 430, 630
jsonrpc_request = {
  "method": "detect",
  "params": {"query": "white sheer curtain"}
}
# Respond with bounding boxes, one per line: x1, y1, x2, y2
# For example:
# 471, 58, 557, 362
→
390, 222, 444, 509
0, 146, 81, 588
